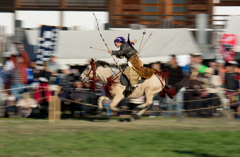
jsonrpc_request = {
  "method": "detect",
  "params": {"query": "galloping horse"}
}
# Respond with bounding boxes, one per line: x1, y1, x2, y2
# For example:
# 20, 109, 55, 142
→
80, 59, 166, 117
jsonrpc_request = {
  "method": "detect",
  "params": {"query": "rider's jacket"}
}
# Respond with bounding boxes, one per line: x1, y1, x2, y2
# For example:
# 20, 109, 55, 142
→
112, 42, 137, 59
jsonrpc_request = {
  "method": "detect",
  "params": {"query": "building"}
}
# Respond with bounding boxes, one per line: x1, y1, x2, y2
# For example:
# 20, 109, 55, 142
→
0, 0, 239, 29
109, 0, 215, 28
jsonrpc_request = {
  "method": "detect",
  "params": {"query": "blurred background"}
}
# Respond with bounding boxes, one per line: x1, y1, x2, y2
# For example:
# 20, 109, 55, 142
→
1, 1, 240, 157
0, 0, 240, 120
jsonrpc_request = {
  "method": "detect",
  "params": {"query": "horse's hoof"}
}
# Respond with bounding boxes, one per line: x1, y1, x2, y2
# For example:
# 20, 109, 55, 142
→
125, 118, 131, 122
137, 104, 147, 109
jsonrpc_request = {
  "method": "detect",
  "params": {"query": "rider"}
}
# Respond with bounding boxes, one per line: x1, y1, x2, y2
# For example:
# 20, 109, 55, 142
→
107, 35, 156, 91
107, 35, 185, 98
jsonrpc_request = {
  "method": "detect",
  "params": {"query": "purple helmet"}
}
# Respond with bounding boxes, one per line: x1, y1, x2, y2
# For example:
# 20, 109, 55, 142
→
114, 36, 126, 43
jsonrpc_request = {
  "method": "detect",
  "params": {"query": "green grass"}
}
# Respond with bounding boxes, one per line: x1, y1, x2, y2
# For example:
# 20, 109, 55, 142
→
0, 118, 240, 157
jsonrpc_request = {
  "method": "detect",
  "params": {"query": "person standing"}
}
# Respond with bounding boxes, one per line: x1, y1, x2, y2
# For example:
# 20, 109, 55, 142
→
165, 55, 184, 117
9, 44, 30, 99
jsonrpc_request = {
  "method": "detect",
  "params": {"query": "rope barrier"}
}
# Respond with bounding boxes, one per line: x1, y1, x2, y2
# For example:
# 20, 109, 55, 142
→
58, 97, 238, 113
1, 85, 240, 116
0, 85, 51, 92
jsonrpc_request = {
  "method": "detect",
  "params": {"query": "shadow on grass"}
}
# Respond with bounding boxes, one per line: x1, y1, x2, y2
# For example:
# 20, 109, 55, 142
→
173, 150, 224, 157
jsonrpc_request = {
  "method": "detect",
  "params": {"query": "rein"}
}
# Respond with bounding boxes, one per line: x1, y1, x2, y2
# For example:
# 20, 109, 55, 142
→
85, 61, 122, 93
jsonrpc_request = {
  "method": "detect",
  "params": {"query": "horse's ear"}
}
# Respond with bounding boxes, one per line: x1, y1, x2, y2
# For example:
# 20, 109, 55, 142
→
90, 58, 94, 62
91, 58, 96, 63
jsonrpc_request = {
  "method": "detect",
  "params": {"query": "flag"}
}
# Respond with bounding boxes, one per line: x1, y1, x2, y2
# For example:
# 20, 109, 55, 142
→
218, 34, 237, 62
36, 25, 58, 65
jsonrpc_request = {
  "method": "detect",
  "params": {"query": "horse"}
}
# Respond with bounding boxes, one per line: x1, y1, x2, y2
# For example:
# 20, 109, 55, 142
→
80, 59, 166, 117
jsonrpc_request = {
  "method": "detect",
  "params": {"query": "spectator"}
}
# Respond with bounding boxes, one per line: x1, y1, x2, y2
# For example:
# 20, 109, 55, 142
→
149, 62, 164, 117
69, 81, 85, 117
217, 60, 226, 84
47, 54, 60, 85
82, 82, 98, 115
59, 65, 75, 92
16, 92, 39, 118
48, 54, 60, 73
34, 62, 52, 117
9, 44, 30, 99
209, 59, 218, 75
5, 92, 17, 117
186, 67, 204, 117
201, 68, 222, 112
224, 62, 239, 108
166, 55, 184, 117
58, 65, 75, 113
182, 54, 196, 75
195, 54, 203, 65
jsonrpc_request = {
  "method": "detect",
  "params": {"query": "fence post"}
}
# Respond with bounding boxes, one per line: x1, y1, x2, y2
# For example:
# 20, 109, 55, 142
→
55, 86, 61, 120
48, 87, 55, 123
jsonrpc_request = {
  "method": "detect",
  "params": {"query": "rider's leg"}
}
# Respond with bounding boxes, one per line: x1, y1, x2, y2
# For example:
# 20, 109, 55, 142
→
125, 66, 139, 91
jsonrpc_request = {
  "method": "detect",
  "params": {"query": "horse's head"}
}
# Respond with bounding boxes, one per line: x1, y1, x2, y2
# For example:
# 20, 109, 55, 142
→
80, 58, 96, 83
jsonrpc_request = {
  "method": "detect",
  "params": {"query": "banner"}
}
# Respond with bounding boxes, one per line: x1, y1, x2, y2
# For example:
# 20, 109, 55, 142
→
36, 25, 58, 65
218, 34, 237, 62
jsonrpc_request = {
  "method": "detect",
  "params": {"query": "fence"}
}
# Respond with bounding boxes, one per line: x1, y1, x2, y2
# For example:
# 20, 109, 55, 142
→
0, 85, 238, 122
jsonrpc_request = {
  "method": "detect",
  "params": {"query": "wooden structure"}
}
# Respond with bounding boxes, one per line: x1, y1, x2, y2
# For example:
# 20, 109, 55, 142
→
215, 0, 240, 6
0, 0, 108, 11
109, 0, 213, 28
0, 0, 239, 29
48, 86, 61, 122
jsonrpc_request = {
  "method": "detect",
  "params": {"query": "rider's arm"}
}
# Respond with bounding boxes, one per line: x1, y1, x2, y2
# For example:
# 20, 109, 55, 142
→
112, 43, 129, 56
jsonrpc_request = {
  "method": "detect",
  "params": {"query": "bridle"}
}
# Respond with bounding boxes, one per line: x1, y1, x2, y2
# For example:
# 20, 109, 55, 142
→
82, 60, 121, 93
83, 61, 97, 92
82, 61, 96, 82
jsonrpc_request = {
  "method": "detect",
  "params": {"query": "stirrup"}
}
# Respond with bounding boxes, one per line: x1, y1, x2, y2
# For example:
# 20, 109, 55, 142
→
130, 85, 137, 92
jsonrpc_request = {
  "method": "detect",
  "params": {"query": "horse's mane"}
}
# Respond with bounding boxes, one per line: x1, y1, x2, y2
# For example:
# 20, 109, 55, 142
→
95, 60, 125, 69
96, 60, 110, 68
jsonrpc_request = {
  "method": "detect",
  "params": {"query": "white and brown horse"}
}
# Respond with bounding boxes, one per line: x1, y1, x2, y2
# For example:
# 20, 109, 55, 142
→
80, 59, 166, 116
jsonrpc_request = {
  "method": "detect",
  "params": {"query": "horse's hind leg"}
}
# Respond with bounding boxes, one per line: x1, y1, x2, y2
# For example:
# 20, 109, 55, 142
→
137, 106, 150, 116
109, 94, 124, 111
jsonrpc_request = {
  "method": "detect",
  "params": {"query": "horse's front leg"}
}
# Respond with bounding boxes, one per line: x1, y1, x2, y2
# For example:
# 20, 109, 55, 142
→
98, 96, 109, 111
109, 94, 124, 111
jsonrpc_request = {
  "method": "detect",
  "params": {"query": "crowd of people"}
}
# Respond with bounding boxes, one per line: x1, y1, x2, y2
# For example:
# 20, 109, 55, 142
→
149, 54, 240, 119
0, 43, 239, 119
0, 43, 98, 118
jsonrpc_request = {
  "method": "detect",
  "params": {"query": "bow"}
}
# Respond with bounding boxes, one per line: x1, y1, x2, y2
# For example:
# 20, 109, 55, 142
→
93, 13, 124, 74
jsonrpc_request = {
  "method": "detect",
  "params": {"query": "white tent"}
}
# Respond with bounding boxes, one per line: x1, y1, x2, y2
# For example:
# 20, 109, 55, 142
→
25, 28, 199, 66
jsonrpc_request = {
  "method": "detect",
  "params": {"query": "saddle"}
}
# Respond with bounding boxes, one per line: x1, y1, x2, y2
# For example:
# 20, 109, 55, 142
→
120, 66, 145, 97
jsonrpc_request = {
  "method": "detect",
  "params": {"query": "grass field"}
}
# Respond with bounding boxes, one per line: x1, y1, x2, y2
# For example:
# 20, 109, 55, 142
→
0, 118, 240, 157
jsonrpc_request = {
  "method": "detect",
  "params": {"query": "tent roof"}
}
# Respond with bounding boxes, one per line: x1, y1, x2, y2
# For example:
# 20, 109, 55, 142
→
26, 28, 200, 65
